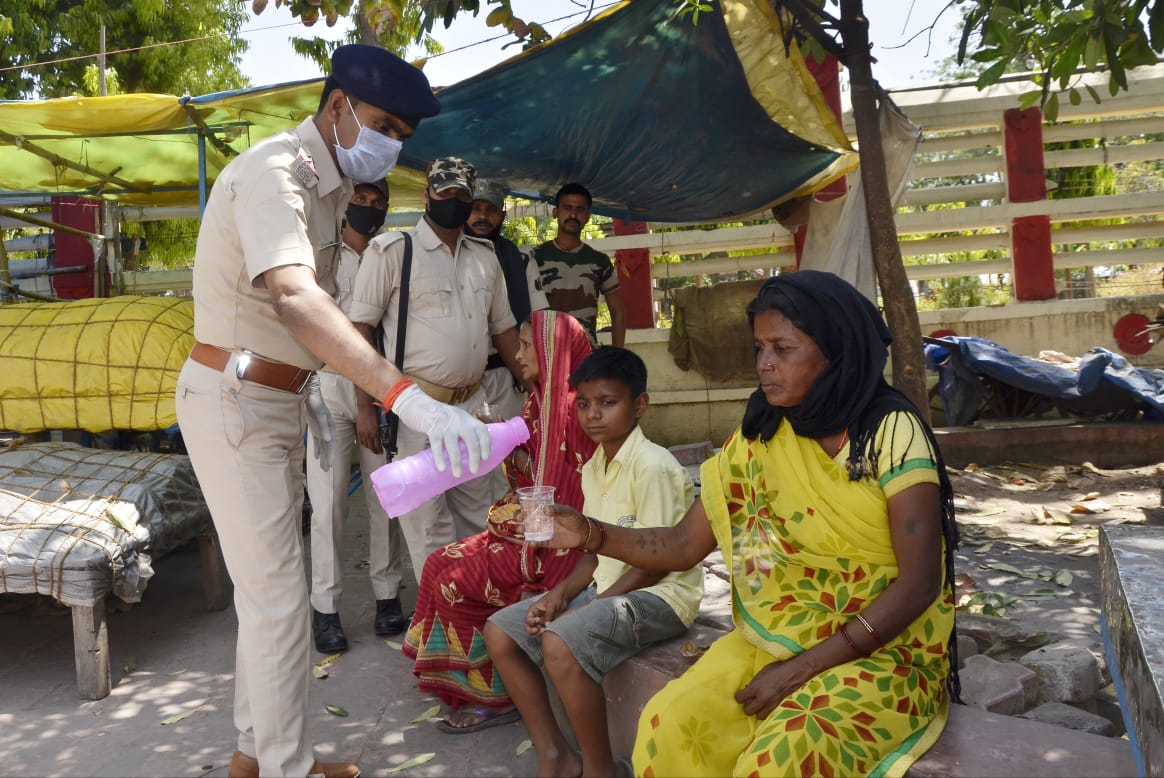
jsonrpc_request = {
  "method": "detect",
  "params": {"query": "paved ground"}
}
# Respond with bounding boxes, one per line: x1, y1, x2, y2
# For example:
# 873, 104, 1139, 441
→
0, 493, 535, 778
2, 457, 1160, 777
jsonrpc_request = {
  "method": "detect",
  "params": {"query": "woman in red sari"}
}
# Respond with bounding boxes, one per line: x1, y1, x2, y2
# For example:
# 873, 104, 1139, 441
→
403, 309, 595, 733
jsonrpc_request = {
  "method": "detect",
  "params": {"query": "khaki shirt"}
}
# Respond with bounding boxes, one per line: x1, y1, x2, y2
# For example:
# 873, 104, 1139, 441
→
191, 117, 351, 369
334, 242, 361, 316
348, 218, 516, 388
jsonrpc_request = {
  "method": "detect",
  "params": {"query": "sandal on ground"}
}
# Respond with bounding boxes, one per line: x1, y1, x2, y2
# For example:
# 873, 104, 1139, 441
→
435, 706, 521, 734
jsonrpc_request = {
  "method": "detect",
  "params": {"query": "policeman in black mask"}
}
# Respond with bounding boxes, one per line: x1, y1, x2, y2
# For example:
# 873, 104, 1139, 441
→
347, 156, 525, 582
344, 179, 389, 239
468, 180, 546, 423
307, 178, 409, 655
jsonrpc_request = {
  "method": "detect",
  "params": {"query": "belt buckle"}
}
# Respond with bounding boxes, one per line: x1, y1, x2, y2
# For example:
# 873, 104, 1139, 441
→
235, 349, 253, 381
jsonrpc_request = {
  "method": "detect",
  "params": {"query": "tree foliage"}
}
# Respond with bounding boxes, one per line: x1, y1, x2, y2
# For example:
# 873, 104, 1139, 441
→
0, 0, 248, 100
256, 0, 554, 48
957, 0, 1164, 120
266, 0, 443, 74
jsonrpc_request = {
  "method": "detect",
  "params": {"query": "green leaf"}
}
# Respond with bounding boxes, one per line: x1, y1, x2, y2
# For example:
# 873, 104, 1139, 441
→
1150, 0, 1164, 50
1018, 90, 1043, 109
1085, 84, 1102, 104
312, 665, 329, 679
1053, 569, 1074, 587
1068, 88, 1082, 106
387, 753, 437, 774
484, 5, 511, 27
516, 739, 533, 756
325, 704, 350, 717
1044, 92, 1059, 122
410, 704, 442, 723
976, 59, 1010, 90
160, 706, 203, 726
1083, 35, 1103, 69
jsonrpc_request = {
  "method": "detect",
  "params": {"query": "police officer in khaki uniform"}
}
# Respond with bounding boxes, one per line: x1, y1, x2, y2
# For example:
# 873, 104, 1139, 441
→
467, 179, 549, 423
176, 46, 492, 778
348, 158, 523, 579
306, 180, 408, 656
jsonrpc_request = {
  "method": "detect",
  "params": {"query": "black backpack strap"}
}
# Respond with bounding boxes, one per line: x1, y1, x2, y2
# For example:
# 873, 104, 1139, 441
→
377, 232, 413, 461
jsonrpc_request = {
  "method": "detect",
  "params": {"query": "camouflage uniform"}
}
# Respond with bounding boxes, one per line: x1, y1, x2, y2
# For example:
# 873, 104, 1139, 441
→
531, 240, 618, 345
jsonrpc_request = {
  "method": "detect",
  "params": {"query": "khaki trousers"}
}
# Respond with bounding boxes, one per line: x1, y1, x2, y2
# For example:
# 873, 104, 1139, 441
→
176, 359, 315, 776
306, 370, 404, 612
392, 386, 505, 578
481, 364, 526, 422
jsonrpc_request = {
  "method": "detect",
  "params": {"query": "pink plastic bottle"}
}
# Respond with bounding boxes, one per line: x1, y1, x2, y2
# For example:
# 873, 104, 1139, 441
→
369, 415, 530, 517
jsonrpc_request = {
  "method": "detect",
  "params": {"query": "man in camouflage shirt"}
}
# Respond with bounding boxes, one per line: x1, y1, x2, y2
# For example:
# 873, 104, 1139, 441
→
530, 182, 626, 347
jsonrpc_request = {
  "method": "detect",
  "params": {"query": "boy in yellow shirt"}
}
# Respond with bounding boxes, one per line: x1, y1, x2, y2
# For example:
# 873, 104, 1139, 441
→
484, 347, 704, 777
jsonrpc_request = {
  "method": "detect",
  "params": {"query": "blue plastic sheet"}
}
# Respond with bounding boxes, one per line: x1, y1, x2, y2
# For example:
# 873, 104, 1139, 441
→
924, 337, 1164, 425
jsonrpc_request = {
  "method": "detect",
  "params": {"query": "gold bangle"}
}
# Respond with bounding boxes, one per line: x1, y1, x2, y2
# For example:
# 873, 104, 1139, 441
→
854, 612, 884, 646
577, 518, 594, 551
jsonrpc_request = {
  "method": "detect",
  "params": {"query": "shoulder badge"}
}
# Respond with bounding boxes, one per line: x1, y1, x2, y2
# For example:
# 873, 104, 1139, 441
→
290, 149, 319, 190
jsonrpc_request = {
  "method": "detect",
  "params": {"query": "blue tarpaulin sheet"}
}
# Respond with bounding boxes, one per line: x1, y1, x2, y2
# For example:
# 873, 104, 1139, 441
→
924, 337, 1164, 425
0, 0, 854, 221
400, 0, 854, 221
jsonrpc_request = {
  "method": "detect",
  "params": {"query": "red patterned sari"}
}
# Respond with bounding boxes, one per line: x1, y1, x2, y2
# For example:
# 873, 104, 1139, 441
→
402, 310, 595, 709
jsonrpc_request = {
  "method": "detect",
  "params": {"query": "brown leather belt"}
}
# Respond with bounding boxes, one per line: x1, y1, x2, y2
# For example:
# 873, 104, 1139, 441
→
189, 342, 314, 394
411, 375, 481, 406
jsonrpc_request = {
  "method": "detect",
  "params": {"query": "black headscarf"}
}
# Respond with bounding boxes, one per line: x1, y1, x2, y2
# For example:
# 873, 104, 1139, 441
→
741, 270, 962, 703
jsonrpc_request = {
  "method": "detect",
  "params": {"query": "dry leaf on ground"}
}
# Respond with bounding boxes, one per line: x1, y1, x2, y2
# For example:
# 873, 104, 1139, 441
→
160, 706, 203, 726
410, 705, 441, 723
387, 754, 437, 774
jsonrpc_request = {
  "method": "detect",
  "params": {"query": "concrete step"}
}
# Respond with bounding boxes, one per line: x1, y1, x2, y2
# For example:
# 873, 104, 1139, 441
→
906, 703, 1136, 778
597, 626, 1137, 777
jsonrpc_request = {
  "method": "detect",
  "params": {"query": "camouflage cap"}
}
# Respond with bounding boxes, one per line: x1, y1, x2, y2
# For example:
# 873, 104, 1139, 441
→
473, 179, 507, 209
427, 156, 476, 197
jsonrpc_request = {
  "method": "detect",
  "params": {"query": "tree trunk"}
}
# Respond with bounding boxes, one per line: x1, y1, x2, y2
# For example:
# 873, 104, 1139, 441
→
838, 0, 930, 420
355, 2, 379, 45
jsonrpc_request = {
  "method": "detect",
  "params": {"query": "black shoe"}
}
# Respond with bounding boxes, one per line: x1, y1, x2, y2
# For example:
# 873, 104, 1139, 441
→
374, 598, 406, 636
312, 610, 348, 653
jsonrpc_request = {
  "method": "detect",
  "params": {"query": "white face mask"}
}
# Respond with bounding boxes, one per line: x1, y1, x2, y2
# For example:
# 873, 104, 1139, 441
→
333, 96, 403, 182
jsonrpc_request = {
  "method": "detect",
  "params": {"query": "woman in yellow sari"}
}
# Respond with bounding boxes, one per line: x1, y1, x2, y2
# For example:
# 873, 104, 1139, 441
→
545, 271, 961, 777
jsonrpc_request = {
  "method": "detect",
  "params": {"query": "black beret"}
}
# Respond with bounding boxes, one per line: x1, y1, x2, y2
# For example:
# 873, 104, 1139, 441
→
330, 44, 440, 128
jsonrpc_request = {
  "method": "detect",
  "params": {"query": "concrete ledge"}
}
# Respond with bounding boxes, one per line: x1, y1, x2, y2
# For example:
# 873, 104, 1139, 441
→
1100, 525, 1164, 776
598, 625, 1137, 777
935, 422, 1164, 468
905, 703, 1137, 778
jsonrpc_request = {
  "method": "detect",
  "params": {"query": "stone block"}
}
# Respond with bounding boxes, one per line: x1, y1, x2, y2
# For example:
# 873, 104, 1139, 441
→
959, 654, 1040, 715
666, 441, 713, 466
1094, 687, 1127, 738
955, 633, 978, 670
1020, 701, 1115, 736
956, 612, 1034, 654
907, 702, 1137, 778
599, 622, 728, 758
1099, 525, 1164, 777
1020, 643, 1101, 704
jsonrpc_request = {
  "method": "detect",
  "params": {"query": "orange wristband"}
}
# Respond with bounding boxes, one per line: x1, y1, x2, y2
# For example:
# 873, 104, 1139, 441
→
381, 377, 415, 412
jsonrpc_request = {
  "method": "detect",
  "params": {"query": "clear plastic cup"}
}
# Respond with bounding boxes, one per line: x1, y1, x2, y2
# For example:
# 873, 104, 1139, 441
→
516, 485, 556, 541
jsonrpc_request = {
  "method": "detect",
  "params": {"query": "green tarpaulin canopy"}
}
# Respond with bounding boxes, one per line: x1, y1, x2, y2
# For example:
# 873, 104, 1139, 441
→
0, 0, 853, 222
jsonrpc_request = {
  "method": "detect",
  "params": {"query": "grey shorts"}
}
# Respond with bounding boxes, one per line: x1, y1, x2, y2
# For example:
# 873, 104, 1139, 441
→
486, 586, 686, 684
